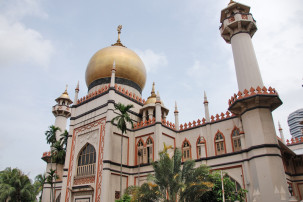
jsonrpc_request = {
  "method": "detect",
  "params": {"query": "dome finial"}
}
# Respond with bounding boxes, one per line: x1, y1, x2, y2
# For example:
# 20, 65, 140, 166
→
151, 82, 156, 97
112, 25, 126, 47
64, 84, 68, 94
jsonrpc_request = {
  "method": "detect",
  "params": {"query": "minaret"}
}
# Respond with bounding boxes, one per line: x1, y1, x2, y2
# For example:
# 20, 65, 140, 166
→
278, 121, 286, 144
42, 86, 72, 202
221, 2, 288, 202
203, 91, 210, 122
74, 81, 79, 104
220, 1, 263, 92
174, 101, 180, 130
52, 86, 73, 140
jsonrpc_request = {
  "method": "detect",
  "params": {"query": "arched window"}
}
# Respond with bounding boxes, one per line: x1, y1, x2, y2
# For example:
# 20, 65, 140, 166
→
137, 140, 144, 165
182, 140, 191, 161
77, 144, 96, 176
197, 136, 206, 158
232, 128, 241, 152
215, 132, 225, 155
146, 138, 153, 164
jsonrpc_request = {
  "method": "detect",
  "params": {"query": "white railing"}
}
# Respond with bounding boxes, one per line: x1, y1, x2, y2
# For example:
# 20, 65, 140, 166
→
77, 163, 96, 176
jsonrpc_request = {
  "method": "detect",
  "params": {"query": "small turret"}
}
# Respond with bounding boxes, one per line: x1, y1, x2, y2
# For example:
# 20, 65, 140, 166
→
74, 81, 79, 104
52, 86, 72, 140
53, 85, 73, 118
203, 91, 210, 123
174, 101, 180, 130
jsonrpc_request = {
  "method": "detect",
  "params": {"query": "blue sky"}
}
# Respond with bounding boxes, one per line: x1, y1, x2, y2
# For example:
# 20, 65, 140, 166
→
0, 0, 302, 180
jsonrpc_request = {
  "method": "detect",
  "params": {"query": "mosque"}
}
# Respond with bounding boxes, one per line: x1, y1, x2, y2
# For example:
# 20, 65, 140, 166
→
41, 1, 303, 202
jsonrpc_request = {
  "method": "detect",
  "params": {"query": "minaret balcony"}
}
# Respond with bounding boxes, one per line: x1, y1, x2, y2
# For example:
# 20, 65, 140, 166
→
41, 151, 51, 163
220, 13, 257, 43
52, 105, 71, 118
228, 86, 282, 115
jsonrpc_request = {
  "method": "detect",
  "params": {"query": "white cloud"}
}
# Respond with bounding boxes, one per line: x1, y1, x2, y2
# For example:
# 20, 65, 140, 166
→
0, 0, 53, 68
0, 0, 48, 20
136, 49, 168, 73
187, 60, 210, 80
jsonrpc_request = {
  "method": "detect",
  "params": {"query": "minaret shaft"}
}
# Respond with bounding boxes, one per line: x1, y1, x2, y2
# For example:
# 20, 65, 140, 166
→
231, 33, 263, 91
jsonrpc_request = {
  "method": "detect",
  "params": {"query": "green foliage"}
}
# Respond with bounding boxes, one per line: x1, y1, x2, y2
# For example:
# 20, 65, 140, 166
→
127, 147, 213, 202
60, 130, 69, 150
46, 169, 58, 202
33, 173, 46, 202
115, 193, 132, 202
200, 171, 247, 202
126, 183, 161, 202
45, 125, 61, 145
111, 103, 134, 134
111, 103, 134, 200
51, 140, 66, 164
0, 167, 36, 202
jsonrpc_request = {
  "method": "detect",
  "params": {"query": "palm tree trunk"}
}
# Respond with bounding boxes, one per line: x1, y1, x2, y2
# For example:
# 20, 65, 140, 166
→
120, 132, 123, 199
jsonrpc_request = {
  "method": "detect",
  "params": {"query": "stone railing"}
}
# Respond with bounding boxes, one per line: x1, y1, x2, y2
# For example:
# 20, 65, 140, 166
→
180, 118, 206, 131
286, 137, 303, 145
133, 118, 155, 129
179, 111, 235, 131
161, 119, 176, 130
77, 163, 96, 176
228, 86, 278, 107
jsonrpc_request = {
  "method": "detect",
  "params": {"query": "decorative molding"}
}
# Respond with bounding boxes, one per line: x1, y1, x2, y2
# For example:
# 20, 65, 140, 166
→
65, 118, 106, 202
74, 176, 95, 185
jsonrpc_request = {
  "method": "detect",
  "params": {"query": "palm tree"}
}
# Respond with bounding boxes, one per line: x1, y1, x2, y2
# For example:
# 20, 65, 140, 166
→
52, 140, 66, 165
45, 125, 61, 145
46, 169, 58, 202
34, 173, 46, 202
0, 167, 36, 202
151, 147, 213, 202
111, 103, 134, 199
60, 130, 69, 150
45, 125, 61, 201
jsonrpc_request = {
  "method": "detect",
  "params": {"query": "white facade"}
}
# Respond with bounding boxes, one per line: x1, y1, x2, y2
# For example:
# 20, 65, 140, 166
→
41, 2, 303, 202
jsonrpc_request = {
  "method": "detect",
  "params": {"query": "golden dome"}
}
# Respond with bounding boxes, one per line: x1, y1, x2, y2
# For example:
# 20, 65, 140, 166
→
85, 45, 146, 92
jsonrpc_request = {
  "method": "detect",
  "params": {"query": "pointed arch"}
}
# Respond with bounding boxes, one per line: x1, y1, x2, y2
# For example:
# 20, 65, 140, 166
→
146, 136, 154, 164
135, 138, 144, 165
182, 138, 192, 161
196, 136, 207, 159
231, 126, 241, 152
214, 130, 226, 155
77, 143, 96, 176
